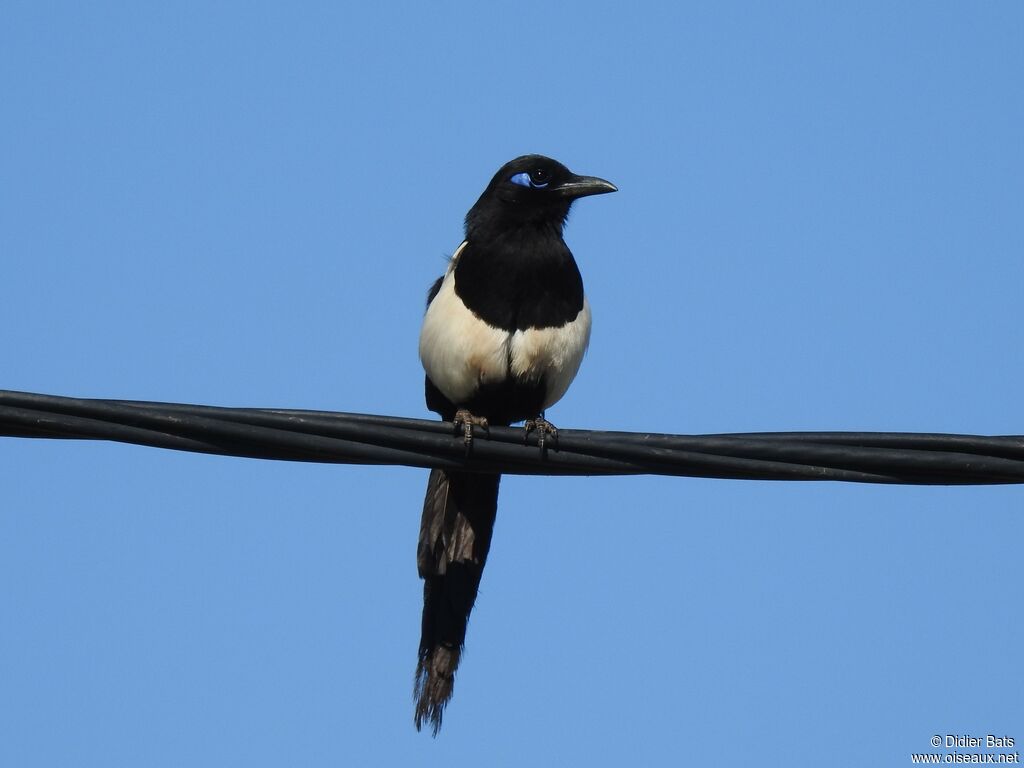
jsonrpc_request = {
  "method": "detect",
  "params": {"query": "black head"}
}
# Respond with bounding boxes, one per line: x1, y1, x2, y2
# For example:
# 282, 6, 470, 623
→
465, 154, 616, 239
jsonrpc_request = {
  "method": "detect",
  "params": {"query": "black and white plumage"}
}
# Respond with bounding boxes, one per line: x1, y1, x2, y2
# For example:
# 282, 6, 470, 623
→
414, 155, 616, 734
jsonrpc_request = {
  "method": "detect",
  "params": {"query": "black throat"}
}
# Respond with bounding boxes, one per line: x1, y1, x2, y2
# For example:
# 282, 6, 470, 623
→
455, 214, 584, 332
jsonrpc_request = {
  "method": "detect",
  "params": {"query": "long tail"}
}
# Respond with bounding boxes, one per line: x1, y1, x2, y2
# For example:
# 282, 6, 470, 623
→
414, 468, 500, 735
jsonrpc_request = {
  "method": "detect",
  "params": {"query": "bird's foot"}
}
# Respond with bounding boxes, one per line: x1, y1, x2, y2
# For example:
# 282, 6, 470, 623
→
524, 414, 558, 453
453, 409, 489, 452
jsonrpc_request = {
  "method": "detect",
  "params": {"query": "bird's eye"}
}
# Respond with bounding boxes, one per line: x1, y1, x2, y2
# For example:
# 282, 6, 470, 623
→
509, 169, 550, 189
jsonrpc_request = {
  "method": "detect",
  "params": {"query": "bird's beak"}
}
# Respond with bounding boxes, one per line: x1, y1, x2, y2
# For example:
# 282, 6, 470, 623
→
555, 174, 618, 199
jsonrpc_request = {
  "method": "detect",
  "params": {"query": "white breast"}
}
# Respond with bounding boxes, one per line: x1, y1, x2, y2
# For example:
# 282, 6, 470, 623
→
419, 252, 509, 404
419, 243, 591, 412
510, 298, 591, 409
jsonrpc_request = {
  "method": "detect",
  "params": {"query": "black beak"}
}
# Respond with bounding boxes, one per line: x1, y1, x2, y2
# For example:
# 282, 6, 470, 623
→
555, 174, 618, 199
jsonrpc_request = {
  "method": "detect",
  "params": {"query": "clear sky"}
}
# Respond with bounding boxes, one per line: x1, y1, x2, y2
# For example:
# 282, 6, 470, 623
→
2, 2, 1022, 766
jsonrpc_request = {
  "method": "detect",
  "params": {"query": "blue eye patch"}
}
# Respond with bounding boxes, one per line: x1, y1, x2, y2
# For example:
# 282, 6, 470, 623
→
509, 172, 548, 189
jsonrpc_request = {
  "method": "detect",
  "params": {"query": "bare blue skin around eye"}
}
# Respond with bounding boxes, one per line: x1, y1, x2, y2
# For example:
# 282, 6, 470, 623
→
509, 171, 548, 189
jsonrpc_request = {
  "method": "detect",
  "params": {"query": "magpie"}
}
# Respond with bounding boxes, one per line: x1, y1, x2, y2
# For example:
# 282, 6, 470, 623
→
415, 155, 616, 734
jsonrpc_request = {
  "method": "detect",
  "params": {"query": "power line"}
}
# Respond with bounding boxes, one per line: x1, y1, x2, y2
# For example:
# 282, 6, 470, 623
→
2, 389, 1023, 484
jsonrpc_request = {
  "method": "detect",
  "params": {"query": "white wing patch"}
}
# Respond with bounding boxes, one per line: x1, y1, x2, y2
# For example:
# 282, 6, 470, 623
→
419, 242, 591, 411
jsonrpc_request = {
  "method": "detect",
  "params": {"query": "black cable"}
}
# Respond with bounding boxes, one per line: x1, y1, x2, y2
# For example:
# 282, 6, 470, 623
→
2, 389, 1023, 485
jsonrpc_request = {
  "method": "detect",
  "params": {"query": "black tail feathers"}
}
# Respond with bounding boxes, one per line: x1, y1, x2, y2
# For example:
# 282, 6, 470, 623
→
414, 468, 500, 735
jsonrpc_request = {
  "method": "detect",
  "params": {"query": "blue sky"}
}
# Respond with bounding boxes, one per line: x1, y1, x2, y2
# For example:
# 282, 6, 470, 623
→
2, 2, 1022, 765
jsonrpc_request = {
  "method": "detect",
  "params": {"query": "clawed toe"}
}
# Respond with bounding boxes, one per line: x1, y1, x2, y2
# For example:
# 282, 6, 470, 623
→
524, 415, 558, 452
453, 409, 489, 452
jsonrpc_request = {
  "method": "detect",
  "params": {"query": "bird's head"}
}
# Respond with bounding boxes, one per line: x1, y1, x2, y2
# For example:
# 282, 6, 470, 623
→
465, 154, 617, 238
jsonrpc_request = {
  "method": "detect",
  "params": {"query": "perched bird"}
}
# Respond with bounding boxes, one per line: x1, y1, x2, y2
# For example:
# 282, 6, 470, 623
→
415, 154, 616, 734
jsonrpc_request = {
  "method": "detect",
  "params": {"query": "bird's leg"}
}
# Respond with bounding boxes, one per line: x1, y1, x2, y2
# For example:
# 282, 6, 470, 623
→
524, 412, 558, 452
453, 408, 489, 451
